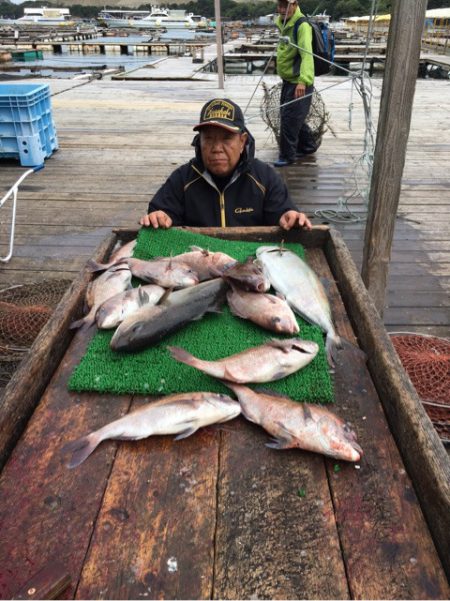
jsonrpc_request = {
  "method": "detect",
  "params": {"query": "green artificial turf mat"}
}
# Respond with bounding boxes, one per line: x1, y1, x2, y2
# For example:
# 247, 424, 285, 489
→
68, 228, 334, 404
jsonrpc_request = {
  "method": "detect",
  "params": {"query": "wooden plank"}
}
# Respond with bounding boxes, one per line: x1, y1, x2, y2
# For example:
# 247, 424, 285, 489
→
0, 232, 117, 471
213, 418, 349, 600
0, 327, 133, 599
11, 560, 71, 600
326, 228, 450, 581
76, 398, 219, 600
308, 247, 450, 599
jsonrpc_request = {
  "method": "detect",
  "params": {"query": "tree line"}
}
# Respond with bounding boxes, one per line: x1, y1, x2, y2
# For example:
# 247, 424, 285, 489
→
1, 0, 449, 22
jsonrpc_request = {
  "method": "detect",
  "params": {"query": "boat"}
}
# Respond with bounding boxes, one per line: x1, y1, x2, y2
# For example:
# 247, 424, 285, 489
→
0, 7, 75, 27
98, 7, 208, 30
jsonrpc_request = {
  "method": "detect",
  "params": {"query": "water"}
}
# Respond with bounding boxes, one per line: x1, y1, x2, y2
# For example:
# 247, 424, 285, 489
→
3, 28, 218, 78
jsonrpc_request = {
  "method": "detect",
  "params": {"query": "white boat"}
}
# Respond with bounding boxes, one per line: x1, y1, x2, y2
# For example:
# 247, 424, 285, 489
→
98, 7, 208, 30
0, 7, 75, 26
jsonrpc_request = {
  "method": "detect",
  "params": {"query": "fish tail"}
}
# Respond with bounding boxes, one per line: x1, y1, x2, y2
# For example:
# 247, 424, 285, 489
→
326, 334, 367, 368
86, 258, 110, 273
325, 331, 342, 368
167, 345, 200, 368
62, 433, 101, 468
69, 309, 96, 331
217, 378, 240, 395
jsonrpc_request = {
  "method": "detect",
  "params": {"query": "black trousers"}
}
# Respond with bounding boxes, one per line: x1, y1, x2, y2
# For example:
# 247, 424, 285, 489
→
279, 81, 315, 162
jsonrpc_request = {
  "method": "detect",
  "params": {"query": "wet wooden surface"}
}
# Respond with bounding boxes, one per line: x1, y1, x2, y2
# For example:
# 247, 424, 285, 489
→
0, 75, 448, 337
0, 246, 448, 600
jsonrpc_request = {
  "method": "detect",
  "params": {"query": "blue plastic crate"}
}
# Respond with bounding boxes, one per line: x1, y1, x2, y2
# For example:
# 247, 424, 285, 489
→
0, 83, 58, 167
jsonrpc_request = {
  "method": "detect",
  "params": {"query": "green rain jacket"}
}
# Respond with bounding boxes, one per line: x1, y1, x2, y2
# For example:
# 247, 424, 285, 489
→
275, 7, 314, 85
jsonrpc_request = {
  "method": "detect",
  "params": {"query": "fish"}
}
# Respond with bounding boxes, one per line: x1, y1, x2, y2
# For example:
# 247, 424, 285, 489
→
221, 256, 270, 292
96, 284, 166, 329
222, 382, 362, 462
125, 257, 199, 289
62, 392, 241, 468
256, 246, 341, 364
227, 284, 299, 335
87, 239, 137, 272
170, 246, 237, 281
168, 338, 319, 384
110, 278, 228, 352
70, 264, 132, 330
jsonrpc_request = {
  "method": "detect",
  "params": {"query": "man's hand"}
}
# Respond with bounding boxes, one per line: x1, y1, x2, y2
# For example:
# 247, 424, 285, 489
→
279, 210, 312, 231
294, 83, 306, 99
139, 210, 173, 229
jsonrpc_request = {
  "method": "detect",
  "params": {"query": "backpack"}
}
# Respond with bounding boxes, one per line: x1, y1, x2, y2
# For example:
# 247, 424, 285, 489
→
293, 16, 335, 76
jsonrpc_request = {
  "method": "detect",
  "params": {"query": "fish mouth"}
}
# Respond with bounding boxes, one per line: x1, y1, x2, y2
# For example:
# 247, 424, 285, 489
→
292, 341, 318, 355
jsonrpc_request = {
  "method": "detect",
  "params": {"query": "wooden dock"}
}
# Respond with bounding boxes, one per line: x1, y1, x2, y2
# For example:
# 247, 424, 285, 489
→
0, 71, 448, 338
0, 62, 450, 599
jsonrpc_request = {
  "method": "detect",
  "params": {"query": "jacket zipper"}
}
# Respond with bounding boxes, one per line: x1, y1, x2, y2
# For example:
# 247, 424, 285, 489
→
219, 192, 226, 227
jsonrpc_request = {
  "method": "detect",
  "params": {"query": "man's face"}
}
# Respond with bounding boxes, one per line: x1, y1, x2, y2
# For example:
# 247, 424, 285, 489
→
200, 126, 248, 177
277, 0, 296, 19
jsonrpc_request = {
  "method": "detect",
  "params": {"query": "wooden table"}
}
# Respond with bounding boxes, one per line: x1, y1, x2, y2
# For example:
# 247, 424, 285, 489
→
0, 226, 448, 599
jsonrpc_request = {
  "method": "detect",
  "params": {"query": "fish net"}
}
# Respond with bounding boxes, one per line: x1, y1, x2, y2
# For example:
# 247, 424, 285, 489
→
0, 280, 71, 386
260, 83, 331, 150
391, 333, 450, 444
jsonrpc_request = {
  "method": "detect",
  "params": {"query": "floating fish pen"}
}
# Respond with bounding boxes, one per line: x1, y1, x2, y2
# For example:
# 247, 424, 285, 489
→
0, 225, 448, 599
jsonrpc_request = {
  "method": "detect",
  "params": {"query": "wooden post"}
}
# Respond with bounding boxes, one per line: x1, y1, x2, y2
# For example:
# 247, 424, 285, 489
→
361, 0, 427, 315
214, 0, 224, 89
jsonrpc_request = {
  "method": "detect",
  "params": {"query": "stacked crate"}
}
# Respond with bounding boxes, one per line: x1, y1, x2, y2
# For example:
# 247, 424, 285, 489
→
0, 83, 58, 167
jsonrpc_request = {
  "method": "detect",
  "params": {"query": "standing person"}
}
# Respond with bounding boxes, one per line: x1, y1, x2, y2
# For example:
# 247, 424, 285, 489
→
140, 98, 312, 231
274, 0, 315, 167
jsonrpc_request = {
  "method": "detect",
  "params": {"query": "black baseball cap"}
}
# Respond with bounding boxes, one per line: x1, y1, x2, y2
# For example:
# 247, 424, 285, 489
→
193, 98, 246, 133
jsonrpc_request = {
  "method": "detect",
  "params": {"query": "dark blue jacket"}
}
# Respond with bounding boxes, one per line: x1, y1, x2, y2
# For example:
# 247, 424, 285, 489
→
147, 132, 297, 227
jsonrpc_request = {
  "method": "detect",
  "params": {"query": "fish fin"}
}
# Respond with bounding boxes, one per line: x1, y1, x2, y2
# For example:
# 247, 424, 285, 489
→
227, 302, 248, 320
138, 287, 150, 305
62, 434, 100, 468
174, 426, 199, 440
86, 258, 109, 273
254, 387, 292, 401
158, 287, 173, 305
266, 437, 293, 450
208, 266, 224, 278
267, 339, 291, 353
167, 345, 197, 367
207, 296, 226, 315
223, 366, 244, 382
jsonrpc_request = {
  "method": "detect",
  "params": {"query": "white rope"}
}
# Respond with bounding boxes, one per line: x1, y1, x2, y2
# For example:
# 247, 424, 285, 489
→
241, 0, 381, 224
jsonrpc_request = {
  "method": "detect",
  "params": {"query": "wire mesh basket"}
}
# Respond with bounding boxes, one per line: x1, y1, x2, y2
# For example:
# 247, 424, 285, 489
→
0, 279, 71, 385
391, 333, 450, 444
260, 82, 331, 150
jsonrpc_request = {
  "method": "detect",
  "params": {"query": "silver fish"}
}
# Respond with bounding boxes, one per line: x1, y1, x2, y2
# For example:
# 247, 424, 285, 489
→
170, 246, 237, 281
96, 284, 166, 329
222, 382, 362, 462
256, 246, 341, 364
63, 392, 241, 468
110, 278, 228, 352
125, 257, 199, 289
168, 338, 318, 384
227, 284, 299, 335
70, 264, 132, 330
